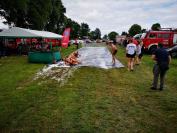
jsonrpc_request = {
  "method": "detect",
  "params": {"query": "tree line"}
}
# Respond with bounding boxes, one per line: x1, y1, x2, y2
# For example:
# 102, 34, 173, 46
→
0, 0, 102, 39
104, 23, 161, 41
0, 0, 161, 40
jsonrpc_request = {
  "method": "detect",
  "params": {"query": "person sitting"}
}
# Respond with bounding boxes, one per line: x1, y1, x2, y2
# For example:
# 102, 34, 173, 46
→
64, 51, 81, 65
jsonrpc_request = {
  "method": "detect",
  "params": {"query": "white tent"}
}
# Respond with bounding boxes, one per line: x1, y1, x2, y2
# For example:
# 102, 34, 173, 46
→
0, 27, 63, 39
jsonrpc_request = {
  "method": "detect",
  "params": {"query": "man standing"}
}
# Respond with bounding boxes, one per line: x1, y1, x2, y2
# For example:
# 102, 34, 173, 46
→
151, 43, 171, 91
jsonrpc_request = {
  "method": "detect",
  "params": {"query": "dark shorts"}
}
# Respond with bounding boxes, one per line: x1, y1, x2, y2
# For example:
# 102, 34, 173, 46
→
126, 53, 136, 58
138, 53, 143, 59
113, 50, 117, 55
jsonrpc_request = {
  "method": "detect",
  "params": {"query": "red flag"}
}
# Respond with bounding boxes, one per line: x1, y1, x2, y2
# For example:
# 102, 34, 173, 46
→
61, 28, 71, 48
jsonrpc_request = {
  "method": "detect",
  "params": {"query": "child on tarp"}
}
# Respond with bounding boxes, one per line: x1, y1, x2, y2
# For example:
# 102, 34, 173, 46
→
64, 51, 81, 65
107, 40, 118, 65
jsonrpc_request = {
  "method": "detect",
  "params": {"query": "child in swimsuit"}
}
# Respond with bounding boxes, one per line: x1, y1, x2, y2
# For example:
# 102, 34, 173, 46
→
108, 40, 118, 65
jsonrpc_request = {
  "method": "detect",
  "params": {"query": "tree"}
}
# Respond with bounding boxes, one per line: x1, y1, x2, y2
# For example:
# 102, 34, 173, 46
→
27, 0, 52, 30
0, 0, 29, 27
102, 34, 108, 40
89, 28, 101, 40
94, 28, 101, 39
89, 31, 95, 40
151, 23, 161, 31
0, 0, 92, 37
80, 23, 90, 38
108, 31, 118, 40
71, 21, 81, 39
128, 24, 142, 37
45, 0, 66, 33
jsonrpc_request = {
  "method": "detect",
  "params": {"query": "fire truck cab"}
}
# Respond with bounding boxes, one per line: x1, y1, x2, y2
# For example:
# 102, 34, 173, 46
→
140, 28, 177, 53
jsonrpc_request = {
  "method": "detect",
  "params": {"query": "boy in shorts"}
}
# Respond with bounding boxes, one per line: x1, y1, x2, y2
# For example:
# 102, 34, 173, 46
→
108, 40, 118, 65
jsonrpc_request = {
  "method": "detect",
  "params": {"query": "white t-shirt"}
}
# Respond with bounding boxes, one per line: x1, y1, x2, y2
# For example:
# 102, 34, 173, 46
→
126, 43, 137, 55
136, 45, 142, 55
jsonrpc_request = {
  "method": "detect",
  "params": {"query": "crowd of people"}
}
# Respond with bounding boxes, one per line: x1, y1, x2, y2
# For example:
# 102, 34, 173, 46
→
1, 37, 171, 91
107, 38, 144, 70
107, 38, 171, 91
125, 39, 144, 71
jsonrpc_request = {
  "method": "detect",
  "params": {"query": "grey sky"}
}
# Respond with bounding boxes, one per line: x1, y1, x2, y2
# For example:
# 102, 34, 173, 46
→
62, 0, 177, 35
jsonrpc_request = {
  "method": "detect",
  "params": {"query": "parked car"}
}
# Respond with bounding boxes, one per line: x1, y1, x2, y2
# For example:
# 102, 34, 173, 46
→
133, 33, 142, 40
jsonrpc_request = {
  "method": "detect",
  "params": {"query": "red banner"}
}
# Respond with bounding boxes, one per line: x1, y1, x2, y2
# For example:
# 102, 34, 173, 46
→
61, 28, 71, 48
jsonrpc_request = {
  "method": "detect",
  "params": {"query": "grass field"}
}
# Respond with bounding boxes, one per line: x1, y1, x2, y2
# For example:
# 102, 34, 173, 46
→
0, 44, 177, 132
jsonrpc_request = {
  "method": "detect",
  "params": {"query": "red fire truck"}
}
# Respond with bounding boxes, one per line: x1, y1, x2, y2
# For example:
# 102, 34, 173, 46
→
140, 28, 177, 53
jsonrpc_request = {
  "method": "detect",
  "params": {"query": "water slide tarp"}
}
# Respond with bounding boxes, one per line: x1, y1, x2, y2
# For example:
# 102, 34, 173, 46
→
77, 47, 124, 69
0, 27, 63, 39
46, 47, 124, 69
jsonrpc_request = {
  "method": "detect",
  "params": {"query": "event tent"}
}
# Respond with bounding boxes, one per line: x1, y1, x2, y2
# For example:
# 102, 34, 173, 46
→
0, 27, 63, 39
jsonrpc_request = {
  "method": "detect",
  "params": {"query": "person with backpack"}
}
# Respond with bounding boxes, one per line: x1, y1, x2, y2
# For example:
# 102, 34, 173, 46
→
151, 43, 171, 91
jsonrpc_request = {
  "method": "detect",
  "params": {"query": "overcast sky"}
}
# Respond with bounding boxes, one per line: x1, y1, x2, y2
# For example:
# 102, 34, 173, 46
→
62, 0, 177, 36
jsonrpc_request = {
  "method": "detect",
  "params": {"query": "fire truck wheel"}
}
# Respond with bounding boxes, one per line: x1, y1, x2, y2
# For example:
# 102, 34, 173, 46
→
149, 45, 157, 54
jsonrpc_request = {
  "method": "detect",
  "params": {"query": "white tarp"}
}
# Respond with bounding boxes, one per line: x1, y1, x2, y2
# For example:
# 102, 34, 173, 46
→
42, 47, 124, 69
77, 47, 124, 69
0, 27, 63, 39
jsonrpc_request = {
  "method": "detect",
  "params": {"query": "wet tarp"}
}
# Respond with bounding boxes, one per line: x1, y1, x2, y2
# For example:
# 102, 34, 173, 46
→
43, 47, 124, 70
77, 47, 124, 69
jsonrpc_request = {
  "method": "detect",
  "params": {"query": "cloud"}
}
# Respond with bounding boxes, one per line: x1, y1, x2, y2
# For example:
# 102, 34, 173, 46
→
62, 0, 177, 35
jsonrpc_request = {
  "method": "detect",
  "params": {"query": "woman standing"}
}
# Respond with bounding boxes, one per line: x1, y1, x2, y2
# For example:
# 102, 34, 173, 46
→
135, 40, 143, 65
126, 39, 137, 71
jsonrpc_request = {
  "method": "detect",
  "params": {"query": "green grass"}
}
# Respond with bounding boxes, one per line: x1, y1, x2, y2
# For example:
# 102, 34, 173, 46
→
0, 44, 177, 132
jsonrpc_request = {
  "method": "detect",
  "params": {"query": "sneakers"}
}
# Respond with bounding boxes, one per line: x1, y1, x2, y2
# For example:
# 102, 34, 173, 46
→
159, 88, 163, 91
150, 87, 164, 91
150, 87, 157, 90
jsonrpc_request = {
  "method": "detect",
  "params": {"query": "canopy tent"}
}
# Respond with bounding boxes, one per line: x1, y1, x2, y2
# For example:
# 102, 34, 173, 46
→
0, 27, 63, 39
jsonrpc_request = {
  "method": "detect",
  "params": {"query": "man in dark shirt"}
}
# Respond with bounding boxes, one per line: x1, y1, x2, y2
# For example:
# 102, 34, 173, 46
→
151, 43, 171, 91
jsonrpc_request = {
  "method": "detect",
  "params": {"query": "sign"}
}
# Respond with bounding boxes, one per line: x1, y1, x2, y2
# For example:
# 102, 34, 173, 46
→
62, 28, 71, 48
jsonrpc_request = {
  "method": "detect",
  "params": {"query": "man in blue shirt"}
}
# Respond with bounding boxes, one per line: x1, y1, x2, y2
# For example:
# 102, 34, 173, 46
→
151, 43, 171, 91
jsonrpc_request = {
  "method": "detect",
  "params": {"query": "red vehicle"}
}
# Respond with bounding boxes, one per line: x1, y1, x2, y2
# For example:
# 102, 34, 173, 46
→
140, 28, 177, 53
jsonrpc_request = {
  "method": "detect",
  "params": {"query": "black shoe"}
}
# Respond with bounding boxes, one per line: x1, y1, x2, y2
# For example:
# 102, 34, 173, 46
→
150, 87, 157, 90
159, 88, 163, 91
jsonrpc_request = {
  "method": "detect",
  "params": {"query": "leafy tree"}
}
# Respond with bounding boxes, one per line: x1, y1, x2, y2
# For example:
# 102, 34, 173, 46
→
89, 31, 96, 40
89, 28, 101, 40
102, 34, 108, 40
108, 31, 118, 40
0, 0, 29, 27
128, 24, 142, 37
94, 28, 101, 39
45, 0, 66, 33
151, 23, 161, 31
27, 0, 52, 30
80, 23, 90, 38
71, 21, 81, 39
0, 0, 91, 38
